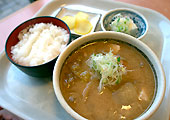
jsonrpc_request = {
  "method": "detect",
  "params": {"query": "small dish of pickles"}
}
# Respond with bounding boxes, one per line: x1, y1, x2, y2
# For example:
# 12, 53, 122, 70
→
56, 7, 101, 35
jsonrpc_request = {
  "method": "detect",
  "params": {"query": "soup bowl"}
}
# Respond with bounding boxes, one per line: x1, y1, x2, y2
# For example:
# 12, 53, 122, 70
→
53, 31, 165, 120
5, 16, 71, 77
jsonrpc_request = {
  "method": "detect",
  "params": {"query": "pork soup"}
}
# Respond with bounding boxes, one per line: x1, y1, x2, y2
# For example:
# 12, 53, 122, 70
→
60, 40, 155, 120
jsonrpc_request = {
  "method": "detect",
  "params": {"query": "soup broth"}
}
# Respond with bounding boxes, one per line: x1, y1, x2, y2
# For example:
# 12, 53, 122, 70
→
60, 40, 155, 120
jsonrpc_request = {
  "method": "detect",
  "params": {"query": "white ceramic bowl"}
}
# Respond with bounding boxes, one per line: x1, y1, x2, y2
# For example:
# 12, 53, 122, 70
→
53, 31, 165, 120
101, 8, 148, 40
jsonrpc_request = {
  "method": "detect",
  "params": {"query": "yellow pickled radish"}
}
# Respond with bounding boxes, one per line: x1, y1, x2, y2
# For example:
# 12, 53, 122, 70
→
61, 12, 93, 35
74, 18, 93, 35
75, 12, 89, 20
61, 16, 75, 29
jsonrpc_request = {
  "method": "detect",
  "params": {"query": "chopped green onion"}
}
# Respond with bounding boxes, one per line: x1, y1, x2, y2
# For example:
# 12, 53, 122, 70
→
93, 60, 97, 69
116, 79, 119, 85
110, 14, 137, 35
117, 57, 120, 62
117, 17, 120, 23
126, 17, 129, 21
87, 51, 126, 91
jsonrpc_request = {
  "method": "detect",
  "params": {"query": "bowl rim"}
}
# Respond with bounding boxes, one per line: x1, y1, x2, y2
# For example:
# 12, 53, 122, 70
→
101, 8, 148, 40
53, 31, 165, 120
5, 16, 71, 68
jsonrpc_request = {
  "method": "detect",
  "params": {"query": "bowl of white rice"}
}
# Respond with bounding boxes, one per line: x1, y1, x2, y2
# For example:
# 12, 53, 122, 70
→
5, 16, 71, 77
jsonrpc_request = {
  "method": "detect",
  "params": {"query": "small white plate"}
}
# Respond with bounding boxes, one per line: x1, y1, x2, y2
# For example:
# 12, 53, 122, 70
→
56, 7, 101, 35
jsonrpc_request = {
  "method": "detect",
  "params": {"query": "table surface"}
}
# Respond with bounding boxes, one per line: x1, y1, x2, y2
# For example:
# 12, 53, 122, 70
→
0, 0, 169, 119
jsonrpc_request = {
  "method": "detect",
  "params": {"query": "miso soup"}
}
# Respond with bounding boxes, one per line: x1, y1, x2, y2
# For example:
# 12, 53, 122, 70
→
60, 40, 155, 120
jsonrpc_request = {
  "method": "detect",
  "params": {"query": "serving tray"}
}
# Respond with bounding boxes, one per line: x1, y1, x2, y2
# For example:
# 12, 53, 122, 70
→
0, 0, 170, 120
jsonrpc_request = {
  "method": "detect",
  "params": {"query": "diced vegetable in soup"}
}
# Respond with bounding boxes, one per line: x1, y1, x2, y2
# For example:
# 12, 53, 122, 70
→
60, 40, 155, 120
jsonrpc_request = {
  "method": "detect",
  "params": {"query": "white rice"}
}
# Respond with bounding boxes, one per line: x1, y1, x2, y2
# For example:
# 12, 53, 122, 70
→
11, 23, 69, 66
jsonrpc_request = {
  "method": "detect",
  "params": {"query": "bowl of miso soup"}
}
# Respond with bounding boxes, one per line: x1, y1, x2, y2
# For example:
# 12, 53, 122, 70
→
53, 31, 165, 120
